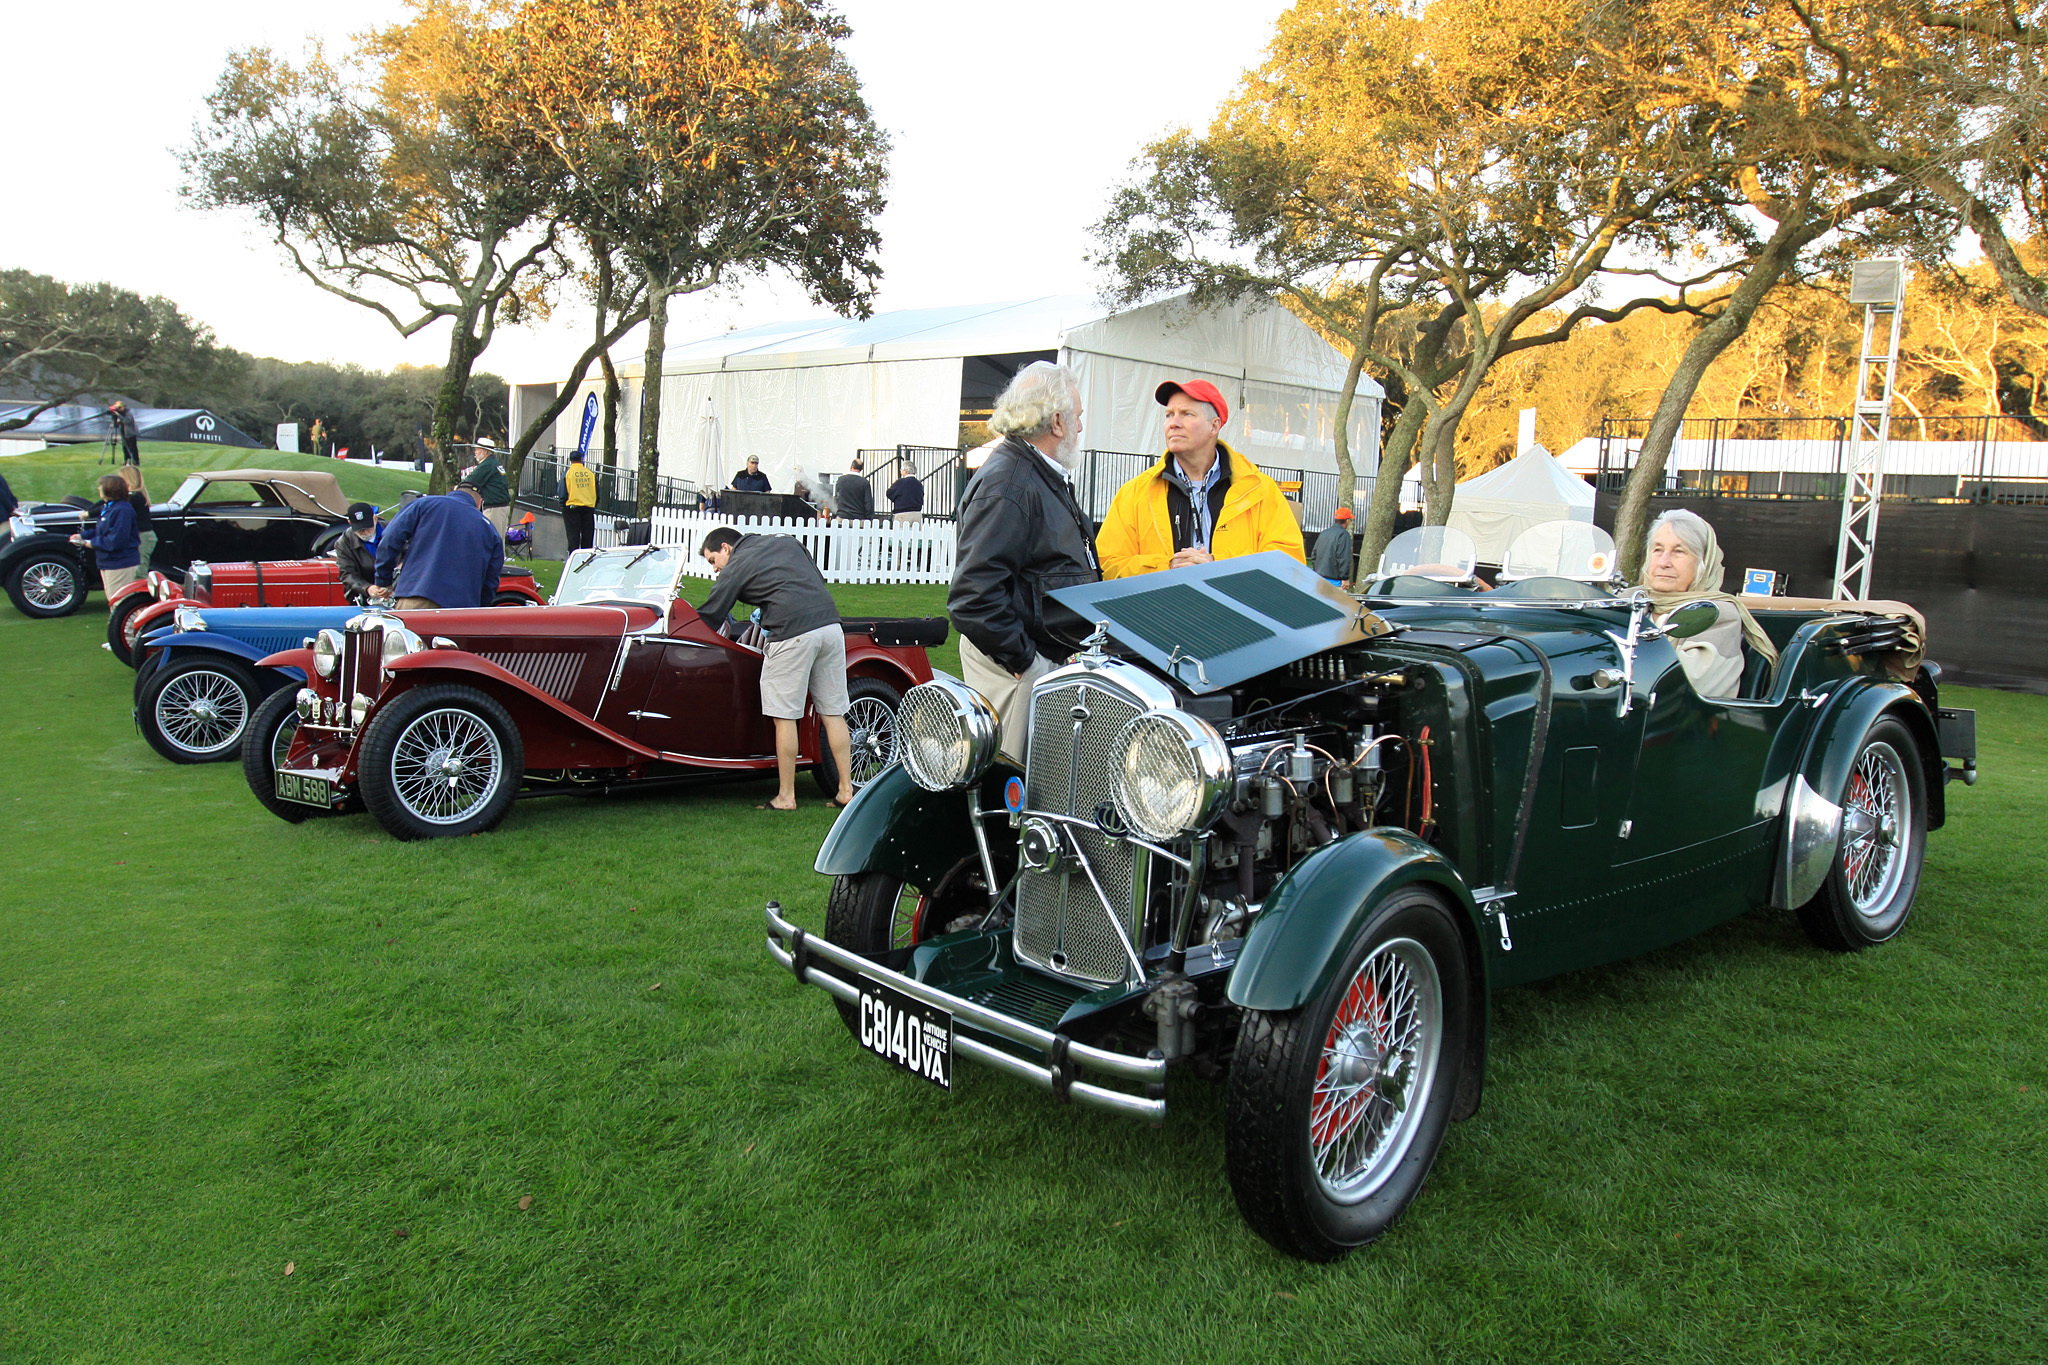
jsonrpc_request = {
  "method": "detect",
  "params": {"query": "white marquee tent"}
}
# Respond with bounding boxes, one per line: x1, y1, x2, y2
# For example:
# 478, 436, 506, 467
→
539, 293, 1382, 508
1447, 443, 1596, 562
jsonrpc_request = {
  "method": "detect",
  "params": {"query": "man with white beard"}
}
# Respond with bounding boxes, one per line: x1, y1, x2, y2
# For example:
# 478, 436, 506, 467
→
946, 362, 1101, 762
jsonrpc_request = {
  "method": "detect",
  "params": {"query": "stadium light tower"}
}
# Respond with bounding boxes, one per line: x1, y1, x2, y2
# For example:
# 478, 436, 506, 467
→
1832, 258, 1909, 600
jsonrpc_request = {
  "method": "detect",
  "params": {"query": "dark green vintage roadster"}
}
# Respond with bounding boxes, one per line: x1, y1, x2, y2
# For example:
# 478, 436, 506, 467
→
765, 526, 1977, 1261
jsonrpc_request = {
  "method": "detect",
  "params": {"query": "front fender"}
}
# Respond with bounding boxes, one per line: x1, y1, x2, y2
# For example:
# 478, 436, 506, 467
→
160, 633, 278, 669
1774, 678, 1940, 908
0, 532, 82, 575
381, 651, 651, 768
814, 761, 1021, 888
1228, 829, 1486, 1013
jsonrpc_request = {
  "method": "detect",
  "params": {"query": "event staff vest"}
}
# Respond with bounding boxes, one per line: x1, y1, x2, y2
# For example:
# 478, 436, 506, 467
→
565, 463, 598, 507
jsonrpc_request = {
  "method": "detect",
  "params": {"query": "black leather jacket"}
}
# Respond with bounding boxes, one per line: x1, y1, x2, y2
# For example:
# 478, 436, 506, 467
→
948, 436, 1100, 674
335, 532, 376, 603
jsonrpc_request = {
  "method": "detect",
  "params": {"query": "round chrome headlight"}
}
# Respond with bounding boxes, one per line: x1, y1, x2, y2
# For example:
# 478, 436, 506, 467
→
1113, 710, 1233, 842
380, 624, 425, 671
312, 629, 345, 679
896, 675, 1001, 792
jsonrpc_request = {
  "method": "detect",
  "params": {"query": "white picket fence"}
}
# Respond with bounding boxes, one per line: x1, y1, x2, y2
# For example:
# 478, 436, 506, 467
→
649, 508, 957, 584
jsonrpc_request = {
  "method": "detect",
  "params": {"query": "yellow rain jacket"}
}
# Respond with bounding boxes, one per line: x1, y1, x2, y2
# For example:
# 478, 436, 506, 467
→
1095, 444, 1306, 579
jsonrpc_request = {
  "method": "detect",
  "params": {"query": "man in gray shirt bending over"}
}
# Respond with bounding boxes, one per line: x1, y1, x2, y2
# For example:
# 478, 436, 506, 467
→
698, 526, 856, 810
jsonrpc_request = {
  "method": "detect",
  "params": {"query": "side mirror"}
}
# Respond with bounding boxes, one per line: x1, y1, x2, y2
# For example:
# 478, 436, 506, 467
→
1663, 600, 1722, 639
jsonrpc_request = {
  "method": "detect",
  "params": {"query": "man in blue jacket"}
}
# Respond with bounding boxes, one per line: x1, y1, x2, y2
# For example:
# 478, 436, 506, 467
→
368, 487, 503, 609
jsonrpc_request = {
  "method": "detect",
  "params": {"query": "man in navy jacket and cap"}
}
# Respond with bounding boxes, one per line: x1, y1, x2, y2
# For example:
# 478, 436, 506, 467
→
369, 487, 502, 609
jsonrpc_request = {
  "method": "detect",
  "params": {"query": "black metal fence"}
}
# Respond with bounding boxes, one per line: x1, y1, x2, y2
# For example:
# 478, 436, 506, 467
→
1595, 414, 2048, 503
516, 453, 696, 518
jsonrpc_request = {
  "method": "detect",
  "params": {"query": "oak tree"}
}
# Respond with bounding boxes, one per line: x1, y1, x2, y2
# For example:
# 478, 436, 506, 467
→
182, 1, 559, 492
484, 0, 887, 512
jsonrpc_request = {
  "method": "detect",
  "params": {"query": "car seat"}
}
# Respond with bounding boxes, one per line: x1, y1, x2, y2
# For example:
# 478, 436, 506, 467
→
1738, 645, 1774, 700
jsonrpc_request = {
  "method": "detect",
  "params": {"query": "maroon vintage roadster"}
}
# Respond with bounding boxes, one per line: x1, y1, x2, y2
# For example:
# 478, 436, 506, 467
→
246, 545, 940, 839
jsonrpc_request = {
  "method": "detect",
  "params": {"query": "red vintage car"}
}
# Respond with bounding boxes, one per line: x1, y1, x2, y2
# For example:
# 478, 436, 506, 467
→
247, 545, 940, 840
111, 556, 546, 667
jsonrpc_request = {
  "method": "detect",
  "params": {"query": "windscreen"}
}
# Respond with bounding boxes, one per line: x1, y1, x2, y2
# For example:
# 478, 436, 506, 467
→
1375, 526, 1479, 582
1500, 522, 1619, 586
553, 546, 684, 606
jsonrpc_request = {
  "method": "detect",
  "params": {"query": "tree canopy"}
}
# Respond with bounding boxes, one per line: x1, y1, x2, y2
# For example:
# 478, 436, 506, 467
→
182, 0, 558, 492
0, 271, 240, 432
482, 0, 888, 511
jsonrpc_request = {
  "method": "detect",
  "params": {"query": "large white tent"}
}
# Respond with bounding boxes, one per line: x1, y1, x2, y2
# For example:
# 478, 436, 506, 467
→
1447, 443, 1596, 562
533, 293, 1382, 516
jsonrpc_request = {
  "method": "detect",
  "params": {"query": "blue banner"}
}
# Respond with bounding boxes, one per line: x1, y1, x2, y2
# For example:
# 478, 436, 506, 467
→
575, 393, 598, 457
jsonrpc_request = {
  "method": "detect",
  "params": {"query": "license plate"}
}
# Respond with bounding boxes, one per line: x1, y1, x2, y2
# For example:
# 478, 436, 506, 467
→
855, 979, 952, 1090
275, 770, 331, 808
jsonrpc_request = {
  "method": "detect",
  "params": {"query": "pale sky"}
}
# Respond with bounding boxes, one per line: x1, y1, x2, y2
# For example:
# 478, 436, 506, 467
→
5, 0, 1295, 385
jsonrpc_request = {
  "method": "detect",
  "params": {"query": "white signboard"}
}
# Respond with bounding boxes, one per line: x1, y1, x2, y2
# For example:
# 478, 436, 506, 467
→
276, 422, 301, 453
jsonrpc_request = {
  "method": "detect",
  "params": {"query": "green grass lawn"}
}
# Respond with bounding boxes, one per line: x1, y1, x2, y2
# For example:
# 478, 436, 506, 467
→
0, 586, 2041, 1362
4, 443, 431, 511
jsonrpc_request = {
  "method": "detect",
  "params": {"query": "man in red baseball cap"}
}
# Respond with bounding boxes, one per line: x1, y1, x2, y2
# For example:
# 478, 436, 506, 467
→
1095, 378, 1304, 577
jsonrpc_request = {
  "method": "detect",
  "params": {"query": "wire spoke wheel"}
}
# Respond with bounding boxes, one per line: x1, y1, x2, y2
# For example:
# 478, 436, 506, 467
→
844, 694, 899, 787
1227, 889, 1468, 1261
154, 668, 250, 755
1841, 741, 1908, 917
1796, 717, 1927, 952
1309, 937, 1443, 1202
388, 707, 504, 824
22, 560, 77, 610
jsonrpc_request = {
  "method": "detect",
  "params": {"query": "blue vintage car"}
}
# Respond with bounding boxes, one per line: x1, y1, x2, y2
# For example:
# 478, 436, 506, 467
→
131, 605, 345, 764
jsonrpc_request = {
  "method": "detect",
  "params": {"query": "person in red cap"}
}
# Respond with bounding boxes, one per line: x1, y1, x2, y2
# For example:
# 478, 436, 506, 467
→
1096, 379, 1305, 578
1313, 505, 1357, 583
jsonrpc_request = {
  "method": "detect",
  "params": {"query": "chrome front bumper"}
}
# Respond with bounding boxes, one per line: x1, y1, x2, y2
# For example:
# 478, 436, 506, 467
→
764, 901, 1167, 1123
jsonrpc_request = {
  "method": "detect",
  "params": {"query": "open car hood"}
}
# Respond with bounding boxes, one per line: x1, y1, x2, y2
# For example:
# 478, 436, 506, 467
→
1050, 551, 1387, 693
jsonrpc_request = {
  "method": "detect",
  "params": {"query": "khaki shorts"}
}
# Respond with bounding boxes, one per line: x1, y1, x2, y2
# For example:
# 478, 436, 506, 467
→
484, 504, 510, 536
100, 565, 142, 603
759, 623, 849, 720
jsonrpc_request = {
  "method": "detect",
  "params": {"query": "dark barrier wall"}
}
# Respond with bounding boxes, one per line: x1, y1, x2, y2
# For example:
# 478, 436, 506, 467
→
1594, 493, 2048, 692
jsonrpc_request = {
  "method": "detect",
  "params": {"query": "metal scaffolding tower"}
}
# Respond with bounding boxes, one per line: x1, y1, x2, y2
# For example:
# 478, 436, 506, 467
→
1832, 259, 1909, 600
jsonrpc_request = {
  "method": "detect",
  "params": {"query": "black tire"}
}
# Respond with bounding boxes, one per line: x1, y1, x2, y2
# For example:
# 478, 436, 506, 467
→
357, 684, 524, 840
309, 525, 347, 557
137, 656, 263, 764
6, 549, 87, 618
106, 591, 153, 667
1796, 717, 1928, 952
1225, 887, 1471, 1262
242, 686, 325, 825
822, 860, 989, 1032
811, 676, 903, 799
492, 590, 535, 607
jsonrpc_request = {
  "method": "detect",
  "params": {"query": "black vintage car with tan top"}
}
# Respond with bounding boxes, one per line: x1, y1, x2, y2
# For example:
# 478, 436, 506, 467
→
765, 525, 1977, 1261
1, 468, 356, 618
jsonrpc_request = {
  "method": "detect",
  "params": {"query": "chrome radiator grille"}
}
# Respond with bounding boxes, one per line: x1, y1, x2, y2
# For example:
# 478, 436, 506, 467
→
1016, 675, 1146, 985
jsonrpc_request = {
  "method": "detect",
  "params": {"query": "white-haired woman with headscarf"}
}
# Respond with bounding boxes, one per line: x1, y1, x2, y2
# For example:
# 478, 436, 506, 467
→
1640, 509, 1779, 699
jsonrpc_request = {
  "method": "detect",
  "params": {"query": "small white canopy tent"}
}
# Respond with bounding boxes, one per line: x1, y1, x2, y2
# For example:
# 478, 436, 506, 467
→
1447, 443, 1596, 562
548, 293, 1382, 517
